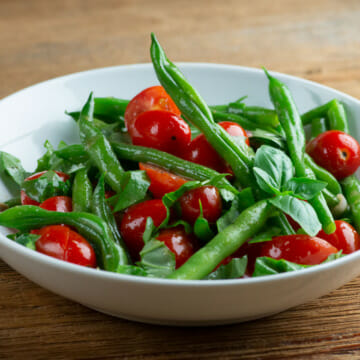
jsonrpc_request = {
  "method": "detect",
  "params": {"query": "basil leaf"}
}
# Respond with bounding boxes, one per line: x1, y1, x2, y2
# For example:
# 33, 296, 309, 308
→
216, 188, 255, 232
253, 167, 281, 195
323, 250, 344, 263
142, 217, 156, 244
21, 170, 71, 203
269, 195, 322, 236
193, 202, 215, 243
252, 256, 309, 277
138, 239, 176, 278
112, 171, 150, 212
254, 145, 293, 191
284, 177, 327, 200
116, 265, 147, 277
8, 232, 40, 250
248, 227, 282, 244
0, 151, 27, 191
249, 129, 286, 150
166, 220, 192, 234
205, 257, 247, 280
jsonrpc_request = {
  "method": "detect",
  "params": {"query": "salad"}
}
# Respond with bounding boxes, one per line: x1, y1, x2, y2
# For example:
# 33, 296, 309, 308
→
1, 33, 360, 281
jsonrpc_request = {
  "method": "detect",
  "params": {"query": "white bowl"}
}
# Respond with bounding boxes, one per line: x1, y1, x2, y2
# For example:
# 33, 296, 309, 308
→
1, 63, 360, 326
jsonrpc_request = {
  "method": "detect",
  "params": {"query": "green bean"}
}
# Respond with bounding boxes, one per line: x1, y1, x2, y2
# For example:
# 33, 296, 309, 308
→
304, 153, 342, 195
209, 105, 228, 112
92, 175, 130, 264
327, 100, 349, 133
79, 93, 125, 193
322, 188, 340, 208
265, 70, 335, 234
93, 97, 129, 122
168, 200, 272, 280
0, 206, 122, 271
3, 197, 21, 208
111, 142, 238, 195
310, 118, 327, 139
342, 175, 360, 232
274, 213, 295, 235
150, 33, 254, 189
72, 168, 92, 212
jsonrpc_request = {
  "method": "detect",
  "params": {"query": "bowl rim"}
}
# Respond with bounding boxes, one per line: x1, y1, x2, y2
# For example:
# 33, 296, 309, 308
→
1, 62, 360, 287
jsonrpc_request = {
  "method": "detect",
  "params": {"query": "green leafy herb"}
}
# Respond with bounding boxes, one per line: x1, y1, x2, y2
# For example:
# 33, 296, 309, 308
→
252, 257, 308, 277
249, 129, 286, 150
285, 177, 327, 200
205, 257, 247, 280
116, 265, 147, 277
21, 170, 71, 203
253, 167, 281, 195
142, 217, 156, 244
0, 151, 27, 192
248, 227, 282, 244
322, 251, 344, 263
193, 201, 215, 243
8, 232, 40, 250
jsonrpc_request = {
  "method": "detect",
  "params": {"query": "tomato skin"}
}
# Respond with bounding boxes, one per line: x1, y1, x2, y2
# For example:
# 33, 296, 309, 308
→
139, 163, 188, 198
119, 199, 168, 260
260, 234, 338, 265
124, 86, 181, 134
156, 226, 196, 268
179, 185, 222, 224
317, 220, 360, 254
21, 171, 70, 206
35, 225, 97, 267
39, 196, 72, 212
306, 130, 360, 180
129, 110, 191, 156
182, 121, 248, 173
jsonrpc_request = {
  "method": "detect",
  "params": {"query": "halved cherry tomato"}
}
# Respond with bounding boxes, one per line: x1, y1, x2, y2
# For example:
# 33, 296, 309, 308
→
306, 130, 360, 180
139, 163, 188, 198
156, 226, 197, 268
179, 185, 222, 224
119, 199, 168, 260
35, 225, 97, 267
182, 121, 248, 174
260, 234, 338, 265
21, 171, 70, 206
317, 220, 360, 254
39, 196, 73, 212
128, 110, 191, 156
124, 85, 181, 134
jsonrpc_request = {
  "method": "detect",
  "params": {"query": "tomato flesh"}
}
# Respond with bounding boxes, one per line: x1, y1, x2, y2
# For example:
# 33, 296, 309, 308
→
40, 196, 72, 212
21, 171, 70, 206
139, 163, 188, 198
306, 130, 360, 180
124, 85, 181, 134
179, 185, 222, 224
35, 225, 97, 267
119, 199, 168, 260
156, 226, 196, 268
317, 220, 360, 254
260, 234, 338, 265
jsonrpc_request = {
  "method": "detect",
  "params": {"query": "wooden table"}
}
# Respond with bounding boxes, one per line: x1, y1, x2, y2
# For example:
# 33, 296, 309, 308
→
1, 0, 360, 358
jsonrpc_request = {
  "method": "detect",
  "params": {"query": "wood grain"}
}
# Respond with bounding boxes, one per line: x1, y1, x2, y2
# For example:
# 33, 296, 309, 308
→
1, 0, 360, 358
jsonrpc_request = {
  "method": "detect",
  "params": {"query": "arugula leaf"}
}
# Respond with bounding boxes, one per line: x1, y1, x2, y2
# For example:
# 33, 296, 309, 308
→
252, 257, 308, 277
269, 195, 322, 236
116, 265, 147, 277
248, 227, 282, 244
216, 188, 255, 232
138, 239, 176, 278
205, 257, 247, 280
0, 151, 27, 192
8, 232, 40, 250
284, 177, 327, 200
254, 145, 293, 192
21, 170, 71, 203
193, 201, 215, 243
111, 171, 150, 212
253, 167, 281, 195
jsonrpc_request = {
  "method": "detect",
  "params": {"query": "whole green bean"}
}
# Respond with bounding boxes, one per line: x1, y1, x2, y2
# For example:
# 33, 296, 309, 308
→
72, 168, 92, 212
310, 118, 327, 139
342, 175, 360, 232
168, 200, 272, 280
265, 70, 335, 234
150, 33, 254, 189
93, 97, 129, 122
79, 93, 125, 193
304, 153, 342, 195
0, 206, 123, 271
327, 100, 349, 133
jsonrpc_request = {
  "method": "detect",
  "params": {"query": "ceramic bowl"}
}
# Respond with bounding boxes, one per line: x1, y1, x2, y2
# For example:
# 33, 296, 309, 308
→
1, 63, 360, 326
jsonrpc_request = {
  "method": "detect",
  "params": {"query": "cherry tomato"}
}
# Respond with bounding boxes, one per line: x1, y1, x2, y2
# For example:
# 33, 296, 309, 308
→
182, 121, 248, 173
35, 225, 97, 267
39, 196, 72, 212
260, 234, 338, 265
179, 185, 222, 224
156, 226, 196, 268
119, 199, 168, 260
317, 220, 360, 254
21, 171, 70, 206
306, 130, 360, 180
124, 85, 181, 134
139, 163, 188, 198
128, 110, 191, 156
